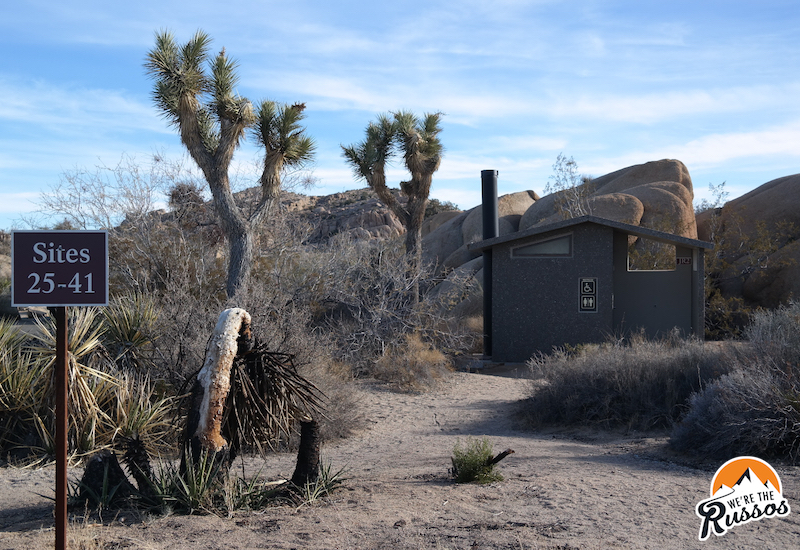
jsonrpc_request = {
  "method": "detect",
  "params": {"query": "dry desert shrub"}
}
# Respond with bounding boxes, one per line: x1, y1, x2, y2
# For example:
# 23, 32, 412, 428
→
670, 303, 800, 462
373, 332, 452, 392
522, 331, 728, 431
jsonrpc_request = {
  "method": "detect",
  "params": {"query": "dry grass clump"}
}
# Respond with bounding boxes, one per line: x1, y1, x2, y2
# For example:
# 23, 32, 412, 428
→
522, 331, 728, 431
670, 303, 800, 463
373, 333, 453, 392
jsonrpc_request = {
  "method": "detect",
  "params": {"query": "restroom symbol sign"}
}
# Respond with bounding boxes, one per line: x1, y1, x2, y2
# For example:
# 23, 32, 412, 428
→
579, 277, 597, 312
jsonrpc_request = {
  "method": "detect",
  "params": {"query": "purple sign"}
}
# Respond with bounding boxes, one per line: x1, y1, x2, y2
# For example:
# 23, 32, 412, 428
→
11, 231, 108, 306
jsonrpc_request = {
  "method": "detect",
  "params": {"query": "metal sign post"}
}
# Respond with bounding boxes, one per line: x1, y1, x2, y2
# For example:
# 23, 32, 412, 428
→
11, 230, 108, 550
54, 306, 68, 550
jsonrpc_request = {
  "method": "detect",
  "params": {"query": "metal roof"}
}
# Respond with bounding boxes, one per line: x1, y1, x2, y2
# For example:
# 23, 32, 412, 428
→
466, 215, 714, 253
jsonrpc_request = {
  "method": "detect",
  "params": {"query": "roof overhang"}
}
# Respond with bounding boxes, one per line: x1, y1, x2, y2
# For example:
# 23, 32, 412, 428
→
467, 215, 714, 253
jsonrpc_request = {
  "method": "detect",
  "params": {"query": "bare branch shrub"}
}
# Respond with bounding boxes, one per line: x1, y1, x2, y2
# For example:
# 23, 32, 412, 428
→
671, 303, 800, 462
522, 331, 728, 431
36, 153, 189, 230
544, 153, 594, 219
288, 233, 473, 381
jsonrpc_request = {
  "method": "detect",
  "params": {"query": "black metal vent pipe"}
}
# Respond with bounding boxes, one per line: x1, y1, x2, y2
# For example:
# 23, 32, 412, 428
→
481, 170, 499, 357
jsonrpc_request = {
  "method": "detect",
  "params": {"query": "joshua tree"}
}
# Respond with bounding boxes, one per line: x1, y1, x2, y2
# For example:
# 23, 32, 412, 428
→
145, 30, 314, 298
342, 111, 444, 302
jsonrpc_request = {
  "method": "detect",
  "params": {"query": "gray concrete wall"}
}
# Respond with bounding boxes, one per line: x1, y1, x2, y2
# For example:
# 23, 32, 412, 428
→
491, 224, 615, 362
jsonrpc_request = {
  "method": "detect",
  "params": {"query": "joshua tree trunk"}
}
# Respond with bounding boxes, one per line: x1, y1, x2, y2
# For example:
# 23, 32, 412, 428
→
205, 170, 256, 299
404, 195, 428, 305
225, 223, 254, 299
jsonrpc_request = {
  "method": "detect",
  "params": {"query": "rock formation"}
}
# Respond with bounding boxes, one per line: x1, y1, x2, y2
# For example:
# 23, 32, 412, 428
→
421, 190, 539, 276
519, 159, 696, 238
697, 173, 800, 308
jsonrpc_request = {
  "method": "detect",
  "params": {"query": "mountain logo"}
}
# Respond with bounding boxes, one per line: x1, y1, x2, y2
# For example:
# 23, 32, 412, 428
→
696, 456, 790, 540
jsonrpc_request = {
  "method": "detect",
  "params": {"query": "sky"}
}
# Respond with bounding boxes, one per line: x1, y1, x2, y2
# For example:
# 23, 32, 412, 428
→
2, 0, 799, 229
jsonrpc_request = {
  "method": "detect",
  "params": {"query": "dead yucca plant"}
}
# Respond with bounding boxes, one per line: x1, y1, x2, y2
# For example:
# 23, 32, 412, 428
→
223, 343, 325, 456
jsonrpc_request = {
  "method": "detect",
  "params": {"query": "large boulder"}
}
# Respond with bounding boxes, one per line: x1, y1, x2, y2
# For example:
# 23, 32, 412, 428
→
519, 159, 696, 238
588, 193, 645, 226
591, 158, 693, 195
697, 173, 800, 242
422, 210, 462, 238
426, 256, 484, 318
697, 173, 800, 308
460, 190, 538, 244
421, 211, 469, 271
624, 181, 696, 236
422, 190, 537, 273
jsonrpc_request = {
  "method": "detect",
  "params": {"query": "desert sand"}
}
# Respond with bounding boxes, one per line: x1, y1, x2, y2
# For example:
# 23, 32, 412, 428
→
2, 370, 799, 549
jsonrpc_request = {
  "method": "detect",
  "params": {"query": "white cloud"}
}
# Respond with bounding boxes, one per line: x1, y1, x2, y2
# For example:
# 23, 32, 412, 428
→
548, 84, 800, 124
0, 78, 161, 134
0, 192, 39, 213
584, 120, 800, 177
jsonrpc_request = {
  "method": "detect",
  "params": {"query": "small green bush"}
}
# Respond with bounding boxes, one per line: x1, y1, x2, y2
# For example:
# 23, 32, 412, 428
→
451, 437, 504, 484
522, 331, 728, 431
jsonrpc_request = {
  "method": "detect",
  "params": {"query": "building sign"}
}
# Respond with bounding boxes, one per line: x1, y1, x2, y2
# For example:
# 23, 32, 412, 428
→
579, 277, 597, 312
11, 231, 109, 307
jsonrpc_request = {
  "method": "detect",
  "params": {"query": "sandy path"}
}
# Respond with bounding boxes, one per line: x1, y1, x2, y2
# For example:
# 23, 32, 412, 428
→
2, 372, 799, 549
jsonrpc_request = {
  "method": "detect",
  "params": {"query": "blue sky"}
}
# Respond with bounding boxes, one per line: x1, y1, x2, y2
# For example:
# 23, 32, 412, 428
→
2, 0, 799, 229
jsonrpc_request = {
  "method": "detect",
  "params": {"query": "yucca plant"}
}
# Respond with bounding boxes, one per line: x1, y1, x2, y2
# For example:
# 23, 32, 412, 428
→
291, 461, 346, 509
101, 292, 159, 372
27, 308, 119, 458
0, 318, 60, 457
0, 347, 47, 450
110, 370, 180, 452
1, 307, 178, 464
0, 316, 25, 351
154, 448, 225, 514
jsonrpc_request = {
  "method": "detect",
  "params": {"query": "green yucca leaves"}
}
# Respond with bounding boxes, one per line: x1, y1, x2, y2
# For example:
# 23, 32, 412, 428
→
102, 293, 159, 372
1, 302, 178, 463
